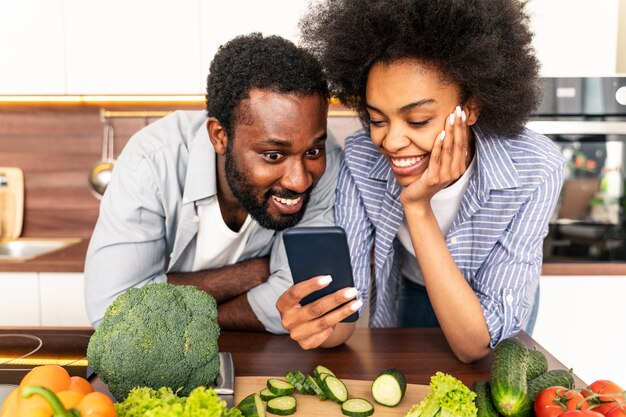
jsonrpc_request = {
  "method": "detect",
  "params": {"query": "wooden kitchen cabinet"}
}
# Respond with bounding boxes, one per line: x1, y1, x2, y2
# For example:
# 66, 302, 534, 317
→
39, 272, 91, 327
533, 275, 626, 387
0, 0, 66, 94
0, 272, 41, 326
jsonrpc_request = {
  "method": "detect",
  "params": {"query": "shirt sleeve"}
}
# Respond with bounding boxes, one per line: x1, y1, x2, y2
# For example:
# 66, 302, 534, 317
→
334, 148, 374, 317
246, 134, 343, 333
474, 161, 564, 347
84, 148, 168, 328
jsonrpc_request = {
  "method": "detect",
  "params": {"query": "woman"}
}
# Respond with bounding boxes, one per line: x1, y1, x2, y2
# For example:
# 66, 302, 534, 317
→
297, 0, 565, 362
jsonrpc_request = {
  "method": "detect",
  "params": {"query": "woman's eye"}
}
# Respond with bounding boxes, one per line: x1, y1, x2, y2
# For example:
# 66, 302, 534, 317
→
408, 120, 429, 127
369, 120, 386, 127
263, 152, 284, 162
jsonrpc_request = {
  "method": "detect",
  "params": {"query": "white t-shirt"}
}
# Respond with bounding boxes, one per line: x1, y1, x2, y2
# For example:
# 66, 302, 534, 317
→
397, 157, 475, 285
192, 197, 259, 271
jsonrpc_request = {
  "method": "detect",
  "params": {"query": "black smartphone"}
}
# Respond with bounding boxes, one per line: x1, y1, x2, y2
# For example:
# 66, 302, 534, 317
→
282, 226, 359, 322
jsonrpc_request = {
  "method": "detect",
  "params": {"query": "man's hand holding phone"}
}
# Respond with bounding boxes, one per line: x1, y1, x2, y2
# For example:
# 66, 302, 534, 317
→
276, 275, 361, 349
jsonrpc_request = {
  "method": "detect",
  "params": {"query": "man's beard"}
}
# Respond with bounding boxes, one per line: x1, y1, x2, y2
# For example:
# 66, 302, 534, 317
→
225, 143, 313, 231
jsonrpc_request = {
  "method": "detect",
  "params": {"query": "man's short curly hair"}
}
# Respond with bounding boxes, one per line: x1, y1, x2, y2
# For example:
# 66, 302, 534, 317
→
299, 0, 540, 137
206, 33, 329, 138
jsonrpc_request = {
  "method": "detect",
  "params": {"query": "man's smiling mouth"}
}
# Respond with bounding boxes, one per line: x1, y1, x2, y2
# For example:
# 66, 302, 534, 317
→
272, 195, 301, 206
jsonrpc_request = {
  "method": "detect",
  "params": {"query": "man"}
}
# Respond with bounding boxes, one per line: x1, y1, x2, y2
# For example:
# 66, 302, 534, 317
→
85, 34, 356, 344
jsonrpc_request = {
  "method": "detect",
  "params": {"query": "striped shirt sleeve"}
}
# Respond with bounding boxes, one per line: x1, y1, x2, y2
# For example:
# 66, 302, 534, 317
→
334, 155, 374, 311
474, 157, 564, 347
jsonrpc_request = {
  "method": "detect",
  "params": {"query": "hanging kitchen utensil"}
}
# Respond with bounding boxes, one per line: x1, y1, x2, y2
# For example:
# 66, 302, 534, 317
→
87, 121, 115, 200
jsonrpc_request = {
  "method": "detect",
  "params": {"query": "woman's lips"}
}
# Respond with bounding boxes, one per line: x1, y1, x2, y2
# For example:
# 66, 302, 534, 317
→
271, 195, 304, 215
389, 154, 428, 176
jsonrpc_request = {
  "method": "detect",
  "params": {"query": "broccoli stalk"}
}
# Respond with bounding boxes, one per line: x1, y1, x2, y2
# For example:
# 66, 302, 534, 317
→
87, 283, 221, 401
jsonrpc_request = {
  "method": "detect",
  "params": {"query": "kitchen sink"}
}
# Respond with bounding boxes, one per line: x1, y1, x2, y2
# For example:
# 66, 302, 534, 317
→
0, 238, 81, 261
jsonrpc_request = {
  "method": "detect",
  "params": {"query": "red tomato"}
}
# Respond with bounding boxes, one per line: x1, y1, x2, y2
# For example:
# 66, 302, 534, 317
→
582, 380, 626, 415
605, 404, 626, 417
535, 386, 590, 417
606, 405, 626, 417
560, 410, 605, 417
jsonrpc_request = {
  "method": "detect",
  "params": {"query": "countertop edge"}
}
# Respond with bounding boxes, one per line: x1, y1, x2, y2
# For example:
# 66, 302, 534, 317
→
2, 238, 626, 275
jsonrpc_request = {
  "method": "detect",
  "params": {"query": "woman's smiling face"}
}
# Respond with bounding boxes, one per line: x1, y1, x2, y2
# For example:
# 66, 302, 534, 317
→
365, 59, 474, 187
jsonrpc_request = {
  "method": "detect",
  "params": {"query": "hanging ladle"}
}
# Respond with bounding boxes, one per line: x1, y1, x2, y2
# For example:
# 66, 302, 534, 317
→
88, 121, 115, 199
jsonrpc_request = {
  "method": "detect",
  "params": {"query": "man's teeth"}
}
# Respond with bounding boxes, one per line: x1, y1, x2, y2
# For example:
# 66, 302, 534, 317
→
391, 155, 425, 167
272, 196, 301, 206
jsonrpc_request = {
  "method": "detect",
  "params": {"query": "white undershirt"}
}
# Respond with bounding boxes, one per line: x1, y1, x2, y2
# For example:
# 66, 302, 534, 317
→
397, 157, 475, 285
192, 197, 259, 271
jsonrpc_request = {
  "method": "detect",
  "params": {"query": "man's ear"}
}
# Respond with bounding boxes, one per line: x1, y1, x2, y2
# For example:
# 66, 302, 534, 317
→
207, 117, 228, 155
464, 97, 481, 126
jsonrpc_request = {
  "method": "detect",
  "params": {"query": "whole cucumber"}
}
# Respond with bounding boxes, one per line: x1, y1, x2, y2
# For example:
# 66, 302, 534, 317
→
526, 348, 548, 382
490, 338, 530, 417
473, 380, 501, 417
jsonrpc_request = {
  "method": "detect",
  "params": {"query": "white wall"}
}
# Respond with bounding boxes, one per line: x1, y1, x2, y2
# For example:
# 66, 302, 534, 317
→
1, 0, 624, 94
526, 0, 620, 76
533, 276, 626, 388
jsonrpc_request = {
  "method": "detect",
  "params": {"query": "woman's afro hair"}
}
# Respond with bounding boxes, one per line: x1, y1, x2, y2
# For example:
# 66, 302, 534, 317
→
299, 0, 540, 136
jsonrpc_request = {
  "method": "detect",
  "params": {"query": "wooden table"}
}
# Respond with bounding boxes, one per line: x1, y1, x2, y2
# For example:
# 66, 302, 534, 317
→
216, 328, 585, 388
0, 327, 585, 397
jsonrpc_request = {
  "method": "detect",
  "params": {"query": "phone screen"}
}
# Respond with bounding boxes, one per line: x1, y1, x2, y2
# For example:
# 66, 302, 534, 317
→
282, 226, 359, 322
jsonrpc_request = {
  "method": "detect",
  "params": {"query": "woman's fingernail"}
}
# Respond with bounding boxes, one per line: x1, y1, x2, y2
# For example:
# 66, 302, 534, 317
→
318, 275, 332, 285
438, 130, 446, 141
344, 287, 358, 298
350, 299, 363, 311
449, 113, 455, 126
455, 105, 462, 117
461, 110, 467, 122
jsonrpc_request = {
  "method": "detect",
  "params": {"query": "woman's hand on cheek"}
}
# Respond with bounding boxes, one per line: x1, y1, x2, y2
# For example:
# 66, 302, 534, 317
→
400, 106, 470, 208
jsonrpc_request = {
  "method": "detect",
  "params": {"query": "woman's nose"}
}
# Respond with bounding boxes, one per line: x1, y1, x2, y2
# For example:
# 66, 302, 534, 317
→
381, 125, 411, 153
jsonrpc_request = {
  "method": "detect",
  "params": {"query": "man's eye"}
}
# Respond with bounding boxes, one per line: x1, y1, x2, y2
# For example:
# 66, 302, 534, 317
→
305, 147, 324, 157
263, 152, 284, 162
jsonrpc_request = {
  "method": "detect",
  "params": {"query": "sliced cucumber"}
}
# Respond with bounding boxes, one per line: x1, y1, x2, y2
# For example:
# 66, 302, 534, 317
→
314, 365, 336, 380
260, 388, 279, 401
284, 372, 305, 393
315, 371, 332, 388
294, 371, 311, 394
267, 378, 296, 396
321, 375, 349, 404
305, 375, 327, 400
237, 393, 266, 417
266, 396, 297, 416
371, 368, 407, 406
341, 398, 375, 417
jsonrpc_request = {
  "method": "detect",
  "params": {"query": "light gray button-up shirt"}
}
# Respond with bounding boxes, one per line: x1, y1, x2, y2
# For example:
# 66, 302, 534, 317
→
85, 110, 341, 333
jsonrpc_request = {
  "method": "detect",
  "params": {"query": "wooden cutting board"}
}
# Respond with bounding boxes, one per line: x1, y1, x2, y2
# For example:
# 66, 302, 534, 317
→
0, 167, 24, 241
234, 376, 430, 417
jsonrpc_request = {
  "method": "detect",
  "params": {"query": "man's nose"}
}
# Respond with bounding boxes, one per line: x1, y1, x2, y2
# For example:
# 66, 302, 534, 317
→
280, 160, 313, 193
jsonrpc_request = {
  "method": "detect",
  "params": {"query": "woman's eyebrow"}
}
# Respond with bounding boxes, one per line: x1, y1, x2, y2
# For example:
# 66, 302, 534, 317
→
398, 98, 436, 114
366, 98, 436, 115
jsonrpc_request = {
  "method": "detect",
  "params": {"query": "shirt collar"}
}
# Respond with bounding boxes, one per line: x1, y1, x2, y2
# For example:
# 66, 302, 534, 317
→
182, 120, 218, 204
472, 124, 520, 197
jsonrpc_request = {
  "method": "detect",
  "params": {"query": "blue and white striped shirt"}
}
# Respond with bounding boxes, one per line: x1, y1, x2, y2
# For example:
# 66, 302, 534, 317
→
335, 125, 565, 347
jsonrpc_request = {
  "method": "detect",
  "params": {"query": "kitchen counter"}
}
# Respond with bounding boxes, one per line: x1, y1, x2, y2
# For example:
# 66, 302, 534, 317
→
0, 239, 88, 272
2, 237, 626, 275
0, 327, 586, 398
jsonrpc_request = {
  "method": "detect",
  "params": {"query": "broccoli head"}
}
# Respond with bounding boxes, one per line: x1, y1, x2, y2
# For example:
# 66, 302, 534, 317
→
87, 282, 221, 400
